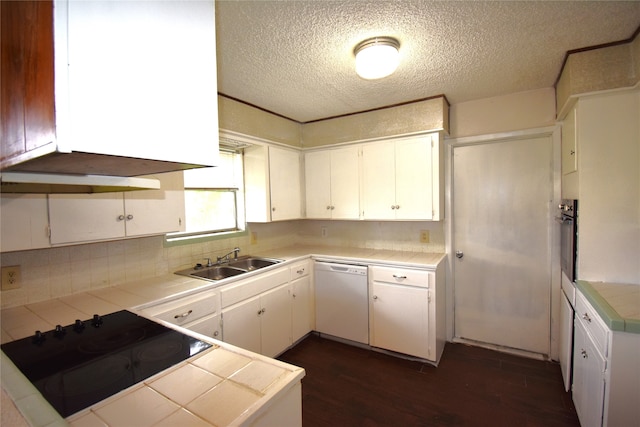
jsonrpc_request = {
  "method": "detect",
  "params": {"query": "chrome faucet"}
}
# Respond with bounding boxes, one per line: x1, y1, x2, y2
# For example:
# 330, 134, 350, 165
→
217, 247, 241, 264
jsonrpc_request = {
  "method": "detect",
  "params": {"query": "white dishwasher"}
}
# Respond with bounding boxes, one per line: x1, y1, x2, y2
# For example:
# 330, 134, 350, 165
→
314, 261, 369, 344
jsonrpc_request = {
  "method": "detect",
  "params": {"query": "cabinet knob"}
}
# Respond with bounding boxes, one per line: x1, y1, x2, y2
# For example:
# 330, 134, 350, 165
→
373, 295, 378, 300
581, 349, 588, 359
331, 205, 335, 210
582, 312, 591, 323
126, 214, 133, 220
570, 150, 575, 155
272, 207, 276, 211
117, 215, 125, 221
292, 293, 297, 298
213, 331, 219, 337
391, 205, 396, 210
296, 268, 305, 274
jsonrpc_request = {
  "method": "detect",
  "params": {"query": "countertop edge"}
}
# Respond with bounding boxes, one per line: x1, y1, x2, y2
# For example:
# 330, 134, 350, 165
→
575, 280, 638, 334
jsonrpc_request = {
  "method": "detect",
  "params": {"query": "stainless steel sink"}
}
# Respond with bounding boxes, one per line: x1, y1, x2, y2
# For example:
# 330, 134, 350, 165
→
175, 256, 283, 282
191, 266, 246, 281
228, 257, 281, 271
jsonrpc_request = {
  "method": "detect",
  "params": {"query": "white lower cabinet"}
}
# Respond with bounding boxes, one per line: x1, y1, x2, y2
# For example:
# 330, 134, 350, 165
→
572, 316, 605, 427
370, 280, 430, 358
369, 263, 445, 363
572, 289, 640, 427
220, 260, 314, 358
290, 260, 313, 343
222, 283, 292, 358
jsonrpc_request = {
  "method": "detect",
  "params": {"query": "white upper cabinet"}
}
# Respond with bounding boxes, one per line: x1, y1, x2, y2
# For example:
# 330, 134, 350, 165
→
0, 195, 51, 252
305, 146, 360, 219
362, 134, 441, 220
48, 172, 185, 244
245, 145, 302, 222
1, 0, 219, 175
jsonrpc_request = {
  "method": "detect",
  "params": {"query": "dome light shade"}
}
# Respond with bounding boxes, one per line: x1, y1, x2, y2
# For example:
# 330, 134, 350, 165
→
354, 37, 400, 80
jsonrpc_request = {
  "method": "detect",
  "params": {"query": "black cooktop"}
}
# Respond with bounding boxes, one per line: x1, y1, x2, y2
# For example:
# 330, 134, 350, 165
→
1, 310, 212, 417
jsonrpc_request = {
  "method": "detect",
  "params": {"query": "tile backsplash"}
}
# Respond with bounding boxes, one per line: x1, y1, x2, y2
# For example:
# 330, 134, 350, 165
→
0, 220, 443, 309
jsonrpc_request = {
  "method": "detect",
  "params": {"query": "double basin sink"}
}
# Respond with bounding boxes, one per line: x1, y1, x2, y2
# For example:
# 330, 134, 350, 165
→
175, 256, 283, 282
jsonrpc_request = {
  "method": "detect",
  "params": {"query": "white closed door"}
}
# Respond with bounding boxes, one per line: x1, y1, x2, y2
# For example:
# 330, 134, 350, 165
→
453, 136, 553, 355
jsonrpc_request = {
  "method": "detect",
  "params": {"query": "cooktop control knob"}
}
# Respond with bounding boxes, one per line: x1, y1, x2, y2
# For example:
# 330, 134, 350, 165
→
92, 314, 103, 327
73, 319, 86, 333
32, 330, 46, 345
53, 325, 66, 338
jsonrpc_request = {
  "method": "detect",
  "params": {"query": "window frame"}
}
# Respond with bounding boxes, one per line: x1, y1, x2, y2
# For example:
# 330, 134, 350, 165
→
165, 131, 258, 245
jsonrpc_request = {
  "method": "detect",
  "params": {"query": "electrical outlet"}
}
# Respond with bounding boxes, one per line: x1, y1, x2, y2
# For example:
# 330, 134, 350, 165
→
321, 226, 328, 238
251, 231, 258, 244
1, 266, 21, 290
419, 230, 430, 243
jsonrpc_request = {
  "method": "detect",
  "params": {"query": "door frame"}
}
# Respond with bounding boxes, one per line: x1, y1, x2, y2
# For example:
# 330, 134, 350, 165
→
444, 125, 562, 360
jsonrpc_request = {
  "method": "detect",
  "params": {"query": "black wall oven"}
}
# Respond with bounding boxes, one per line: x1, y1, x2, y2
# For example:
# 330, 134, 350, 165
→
559, 199, 578, 282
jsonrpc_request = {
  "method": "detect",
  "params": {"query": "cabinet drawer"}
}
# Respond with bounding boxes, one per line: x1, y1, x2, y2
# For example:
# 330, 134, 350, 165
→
575, 291, 609, 356
220, 267, 290, 308
369, 265, 432, 288
144, 290, 219, 327
290, 259, 311, 281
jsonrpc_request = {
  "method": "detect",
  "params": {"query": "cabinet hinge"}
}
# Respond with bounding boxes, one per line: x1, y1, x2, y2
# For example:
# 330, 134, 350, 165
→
428, 290, 432, 303
46, 225, 51, 238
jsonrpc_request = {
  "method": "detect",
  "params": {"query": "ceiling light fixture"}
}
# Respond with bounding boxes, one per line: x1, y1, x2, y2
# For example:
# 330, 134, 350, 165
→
354, 36, 400, 80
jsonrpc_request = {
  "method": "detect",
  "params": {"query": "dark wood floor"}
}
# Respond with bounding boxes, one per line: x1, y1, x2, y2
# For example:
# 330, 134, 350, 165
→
278, 334, 580, 427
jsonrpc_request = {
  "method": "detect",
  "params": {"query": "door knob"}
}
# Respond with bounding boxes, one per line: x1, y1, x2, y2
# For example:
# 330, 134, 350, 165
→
455, 251, 464, 259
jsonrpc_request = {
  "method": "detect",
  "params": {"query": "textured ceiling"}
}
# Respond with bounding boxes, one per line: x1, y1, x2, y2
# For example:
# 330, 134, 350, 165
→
215, 1, 640, 123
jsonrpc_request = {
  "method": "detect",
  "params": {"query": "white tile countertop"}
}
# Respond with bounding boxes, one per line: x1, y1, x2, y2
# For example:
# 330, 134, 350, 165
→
1, 245, 445, 426
575, 280, 640, 333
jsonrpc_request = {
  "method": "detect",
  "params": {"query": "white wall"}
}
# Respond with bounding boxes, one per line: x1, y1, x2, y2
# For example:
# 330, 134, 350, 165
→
449, 88, 556, 138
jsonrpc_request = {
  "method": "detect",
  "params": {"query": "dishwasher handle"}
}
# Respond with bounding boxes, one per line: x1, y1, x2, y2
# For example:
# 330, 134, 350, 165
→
315, 261, 367, 275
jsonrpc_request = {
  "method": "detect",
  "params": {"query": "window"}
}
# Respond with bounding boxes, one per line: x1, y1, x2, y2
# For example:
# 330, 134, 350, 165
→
166, 150, 245, 241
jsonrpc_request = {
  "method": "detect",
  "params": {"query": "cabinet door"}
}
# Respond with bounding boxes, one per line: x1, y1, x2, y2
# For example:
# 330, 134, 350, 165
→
395, 136, 433, 220
561, 106, 577, 176
304, 150, 332, 219
186, 313, 221, 340
49, 193, 125, 244
361, 142, 395, 219
0, 1, 55, 160
370, 281, 430, 359
291, 275, 312, 343
1, 195, 50, 252
269, 146, 302, 221
260, 283, 292, 358
124, 171, 185, 236
222, 296, 262, 354
330, 146, 360, 219
572, 320, 605, 427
